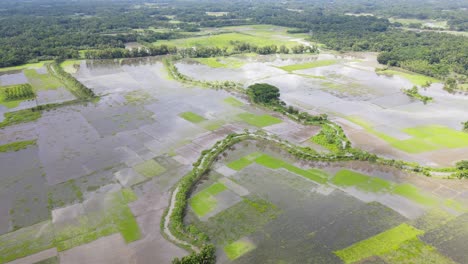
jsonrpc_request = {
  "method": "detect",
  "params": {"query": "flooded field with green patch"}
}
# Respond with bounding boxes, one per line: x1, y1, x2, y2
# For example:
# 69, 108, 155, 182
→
0, 52, 467, 263
185, 140, 468, 263
175, 52, 468, 166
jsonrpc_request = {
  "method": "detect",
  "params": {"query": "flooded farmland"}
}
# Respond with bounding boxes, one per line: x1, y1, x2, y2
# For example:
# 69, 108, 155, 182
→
0, 53, 467, 264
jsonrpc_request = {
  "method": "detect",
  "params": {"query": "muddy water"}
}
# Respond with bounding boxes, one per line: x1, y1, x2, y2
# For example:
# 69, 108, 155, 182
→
187, 141, 468, 263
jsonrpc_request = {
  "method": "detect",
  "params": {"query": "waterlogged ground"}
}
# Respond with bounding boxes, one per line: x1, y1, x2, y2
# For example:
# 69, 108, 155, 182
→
0, 57, 321, 263
176, 52, 468, 166
1, 50, 467, 263
185, 140, 468, 263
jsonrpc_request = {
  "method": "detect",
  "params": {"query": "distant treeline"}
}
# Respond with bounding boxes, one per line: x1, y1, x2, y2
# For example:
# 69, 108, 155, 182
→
84, 42, 318, 60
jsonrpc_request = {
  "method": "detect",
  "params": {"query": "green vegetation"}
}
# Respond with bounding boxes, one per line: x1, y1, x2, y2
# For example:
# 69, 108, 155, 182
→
172, 245, 216, 264
228, 152, 328, 184
60, 60, 82, 74
332, 170, 392, 192
377, 68, 439, 86
156, 32, 297, 51
380, 238, 456, 264
133, 159, 166, 178
223, 97, 243, 107
0, 190, 140, 263
0, 84, 36, 108
24, 68, 63, 91
392, 184, 438, 206
122, 188, 138, 203
224, 239, 255, 260
247, 83, 280, 105
237, 113, 282, 127
0, 140, 36, 153
190, 182, 227, 217
194, 197, 280, 246
195, 57, 245, 69
402, 86, 433, 104
227, 152, 263, 171
48, 61, 95, 99
311, 123, 349, 152
348, 116, 468, 153
179, 111, 206, 123
334, 224, 424, 264
0, 109, 41, 129
255, 154, 328, 184
279, 60, 337, 72
0, 221, 54, 264
2, 84, 35, 100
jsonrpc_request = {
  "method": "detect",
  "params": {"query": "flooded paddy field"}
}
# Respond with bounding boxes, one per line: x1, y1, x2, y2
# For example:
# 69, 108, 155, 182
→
176, 52, 468, 166
186, 140, 468, 263
0, 57, 316, 263
0, 51, 466, 263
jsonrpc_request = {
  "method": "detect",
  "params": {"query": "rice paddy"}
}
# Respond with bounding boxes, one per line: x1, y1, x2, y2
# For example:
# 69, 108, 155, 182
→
189, 182, 228, 217
133, 159, 166, 178
279, 59, 338, 72
334, 224, 424, 263
224, 239, 256, 260
237, 113, 282, 127
347, 116, 468, 153
179, 111, 206, 123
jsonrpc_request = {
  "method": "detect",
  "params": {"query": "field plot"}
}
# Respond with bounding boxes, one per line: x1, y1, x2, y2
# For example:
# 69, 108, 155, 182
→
154, 25, 311, 50
184, 141, 467, 263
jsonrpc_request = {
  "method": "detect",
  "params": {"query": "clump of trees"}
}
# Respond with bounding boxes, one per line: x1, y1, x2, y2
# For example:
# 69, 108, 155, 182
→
2, 84, 35, 101
455, 160, 468, 179
172, 245, 216, 264
247, 83, 281, 105
463, 121, 468, 132
402, 86, 432, 104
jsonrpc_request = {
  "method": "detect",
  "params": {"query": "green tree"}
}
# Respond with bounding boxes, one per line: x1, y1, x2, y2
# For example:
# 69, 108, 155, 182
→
247, 83, 280, 105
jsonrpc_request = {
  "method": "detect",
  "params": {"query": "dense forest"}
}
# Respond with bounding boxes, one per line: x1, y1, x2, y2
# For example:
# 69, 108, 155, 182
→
0, 0, 467, 79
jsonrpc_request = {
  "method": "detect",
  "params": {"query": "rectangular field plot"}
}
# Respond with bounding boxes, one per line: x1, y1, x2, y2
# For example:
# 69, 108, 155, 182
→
422, 213, 468, 264
227, 152, 328, 184
133, 159, 166, 178
237, 113, 282, 128
279, 59, 337, 72
348, 116, 468, 153
190, 182, 228, 217
334, 224, 424, 264
224, 238, 256, 260
179, 111, 206, 123
332, 169, 393, 193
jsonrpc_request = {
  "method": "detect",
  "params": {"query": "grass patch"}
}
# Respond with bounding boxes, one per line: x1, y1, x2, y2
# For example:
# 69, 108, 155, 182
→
347, 116, 468, 153
381, 238, 456, 264
228, 152, 328, 184
0, 140, 36, 152
279, 59, 337, 72
223, 97, 244, 107
0, 221, 54, 264
155, 31, 301, 51
203, 120, 224, 131
0, 61, 49, 73
0, 109, 41, 128
255, 154, 328, 184
121, 188, 138, 203
133, 159, 166, 178
332, 169, 392, 193
194, 197, 280, 245
24, 68, 63, 91
195, 57, 245, 69
179, 111, 206, 123
54, 190, 141, 251
392, 184, 439, 206
60, 60, 82, 74
124, 90, 152, 105
377, 68, 440, 86
190, 182, 227, 217
334, 223, 424, 264
237, 112, 282, 127
224, 239, 256, 260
